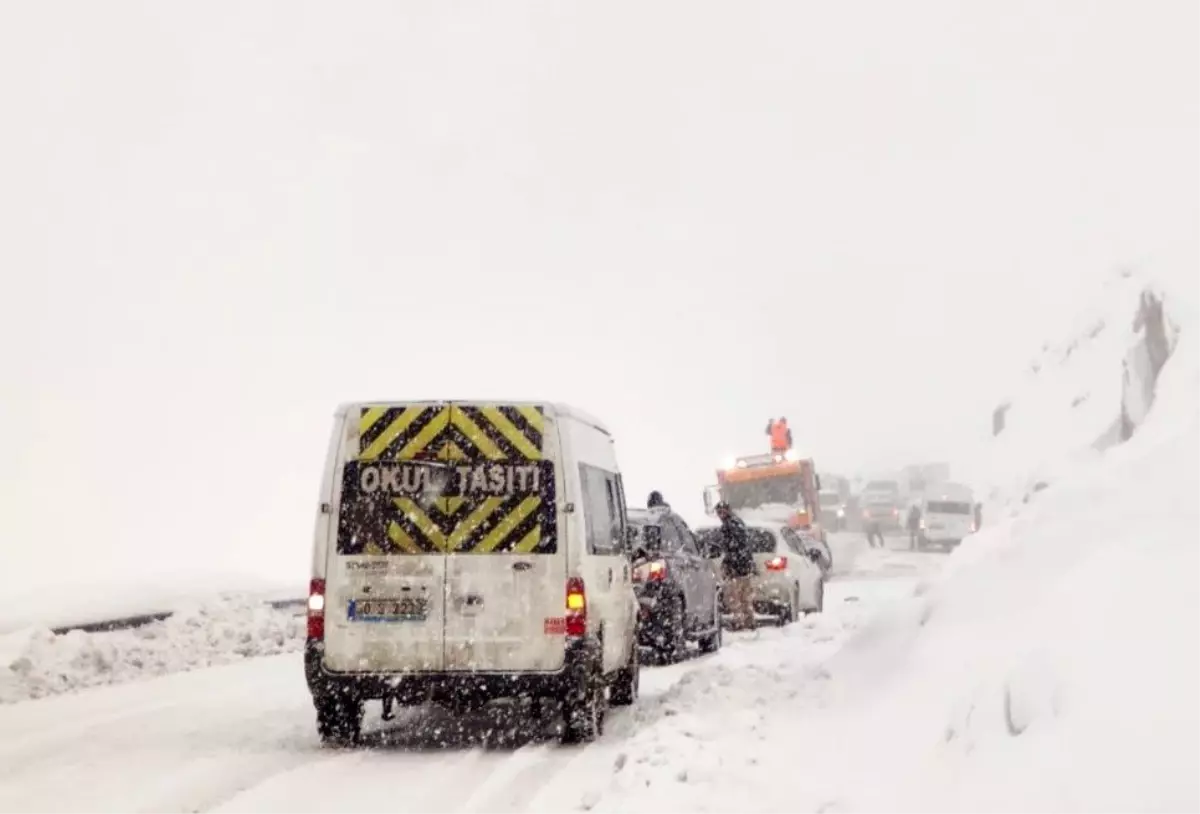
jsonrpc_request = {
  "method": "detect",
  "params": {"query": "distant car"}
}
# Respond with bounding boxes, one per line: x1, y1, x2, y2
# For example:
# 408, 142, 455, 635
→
694, 521, 826, 624
627, 506, 723, 662
817, 491, 847, 531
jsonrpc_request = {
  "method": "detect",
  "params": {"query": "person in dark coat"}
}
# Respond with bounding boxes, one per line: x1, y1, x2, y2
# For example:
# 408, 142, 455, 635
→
906, 504, 922, 550
715, 501, 756, 631
864, 517, 884, 549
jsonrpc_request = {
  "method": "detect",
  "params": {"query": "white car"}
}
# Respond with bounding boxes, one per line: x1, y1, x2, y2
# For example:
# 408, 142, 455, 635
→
305, 400, 640, 746
694, 521, 826, 624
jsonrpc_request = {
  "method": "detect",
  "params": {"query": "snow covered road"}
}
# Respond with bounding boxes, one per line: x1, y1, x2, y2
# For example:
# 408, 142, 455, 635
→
0, 534, 940, 814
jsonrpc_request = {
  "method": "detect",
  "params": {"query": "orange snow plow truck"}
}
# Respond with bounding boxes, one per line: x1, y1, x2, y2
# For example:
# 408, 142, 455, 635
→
702, 448, 828, 543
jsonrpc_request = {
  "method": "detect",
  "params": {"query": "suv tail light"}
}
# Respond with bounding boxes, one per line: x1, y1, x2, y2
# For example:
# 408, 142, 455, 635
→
765, 556, 788, 571
632, 560, 668, 583
307, 578, 326, 640
566, 577, 587, 637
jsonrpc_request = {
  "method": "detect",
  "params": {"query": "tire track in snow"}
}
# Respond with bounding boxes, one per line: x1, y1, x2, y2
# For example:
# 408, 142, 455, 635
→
457, 745, 567, 813
207, 701, 584, 814
208, 743, 499, 813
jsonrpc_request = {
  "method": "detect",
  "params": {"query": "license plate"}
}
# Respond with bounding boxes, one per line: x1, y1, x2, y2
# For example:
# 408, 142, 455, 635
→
348, 596, 428, 622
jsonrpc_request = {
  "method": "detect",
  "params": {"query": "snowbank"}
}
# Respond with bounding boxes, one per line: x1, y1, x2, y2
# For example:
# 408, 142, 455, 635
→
0, 573, 301, 636
814, 274, 1199, 811
0, 595, 304, 704
587, 611, 883, 814
824, 390, 1197, 810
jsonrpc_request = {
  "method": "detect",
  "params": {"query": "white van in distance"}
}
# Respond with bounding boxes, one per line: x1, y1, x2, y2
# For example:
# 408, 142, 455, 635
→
917, 482, 977, 550
305, 401, 640, 746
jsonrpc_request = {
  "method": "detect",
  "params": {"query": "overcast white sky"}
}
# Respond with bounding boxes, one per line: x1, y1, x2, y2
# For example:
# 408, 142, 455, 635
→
1, 0, 1196, 594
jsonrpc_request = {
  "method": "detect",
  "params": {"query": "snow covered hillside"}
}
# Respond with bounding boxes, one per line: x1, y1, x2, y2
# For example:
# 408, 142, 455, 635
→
589, 272, 1200, 813
979, 268, 1188, 515
802, 273, 1200, 811
596, 271, 1200, 813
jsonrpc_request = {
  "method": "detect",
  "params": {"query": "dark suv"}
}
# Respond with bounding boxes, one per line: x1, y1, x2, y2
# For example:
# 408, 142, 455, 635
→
626, 506, 723, 663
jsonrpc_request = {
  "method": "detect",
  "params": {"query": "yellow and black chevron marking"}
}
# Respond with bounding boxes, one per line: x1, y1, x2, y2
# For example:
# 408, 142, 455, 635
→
356, 405, 451, 462
386, 494, 551, 554
357, 404, 545, 462
340, 404, 555, 555
338, 491, 556, 556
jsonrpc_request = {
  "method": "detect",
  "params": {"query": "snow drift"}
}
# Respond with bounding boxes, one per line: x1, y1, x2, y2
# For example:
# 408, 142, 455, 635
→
0, 595, 304, 704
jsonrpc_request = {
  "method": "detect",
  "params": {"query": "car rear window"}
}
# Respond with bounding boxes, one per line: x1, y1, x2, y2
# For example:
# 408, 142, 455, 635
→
694, 527, 777, 553
747, 529, 776, 552
626, 520, 654, 545
926, 501, 972, 514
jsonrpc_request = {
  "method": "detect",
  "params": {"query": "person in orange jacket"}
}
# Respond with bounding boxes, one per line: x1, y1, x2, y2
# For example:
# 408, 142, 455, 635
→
766, 417, 793, 454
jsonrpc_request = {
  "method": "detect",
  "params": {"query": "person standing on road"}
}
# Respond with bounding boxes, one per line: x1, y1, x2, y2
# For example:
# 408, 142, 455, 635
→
864, 517, 884, 549
715, 501, 757, 631
906, 504, 922, 550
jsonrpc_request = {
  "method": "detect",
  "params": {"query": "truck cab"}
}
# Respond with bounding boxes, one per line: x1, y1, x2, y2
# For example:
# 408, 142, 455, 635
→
701, 452, 827, 543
